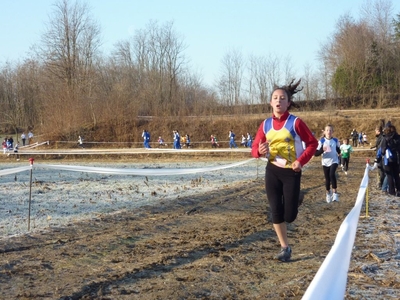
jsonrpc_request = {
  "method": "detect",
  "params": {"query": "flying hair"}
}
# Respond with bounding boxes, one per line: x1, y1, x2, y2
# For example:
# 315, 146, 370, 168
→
272, 79, 303, 109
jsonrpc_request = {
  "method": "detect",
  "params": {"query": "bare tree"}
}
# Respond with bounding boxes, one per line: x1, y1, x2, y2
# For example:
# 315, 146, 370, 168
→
282, 55, 296, 86
113, 20, 187, 116
40, 0, 101, 87
0, 61, 42, 138
361, 0, 394, 44
247, 54, 281, 105
37, 0, 101, 135
393, 14, 400, 98
0, 63, 21, 136
217, 48, 244, 106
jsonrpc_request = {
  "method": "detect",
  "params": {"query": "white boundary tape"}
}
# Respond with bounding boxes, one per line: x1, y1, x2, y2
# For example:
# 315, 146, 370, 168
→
19, 141, 49, 149
302, 164, 369, 300
0, 166, 32, 176
34, 159, 255, 175
0, 159, 256, 177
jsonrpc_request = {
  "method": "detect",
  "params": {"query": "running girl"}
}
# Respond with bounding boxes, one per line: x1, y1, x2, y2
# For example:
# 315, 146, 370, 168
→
315, 125, 341, 203
251, 79, 317, 262
340, 138, 353, 175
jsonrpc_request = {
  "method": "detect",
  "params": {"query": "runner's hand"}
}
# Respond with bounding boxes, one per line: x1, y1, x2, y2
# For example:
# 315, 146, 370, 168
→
258, 140, 269, 157
292, 160, 302, 172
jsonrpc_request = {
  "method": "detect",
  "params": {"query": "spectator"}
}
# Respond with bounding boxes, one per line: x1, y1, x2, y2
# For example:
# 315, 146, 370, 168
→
363, 132, 368, 146
373, 124, 400, 196
371, 124, 385, 190
21, 132, 26, 146
351, 129, 358, 147
28, 131, 34, 144
7, 136, 13, 150
246, 132, 253, 148
2, 138, 7, 154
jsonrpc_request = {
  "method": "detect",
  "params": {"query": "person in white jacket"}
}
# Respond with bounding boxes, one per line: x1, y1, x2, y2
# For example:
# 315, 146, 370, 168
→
314, 125, 341, 203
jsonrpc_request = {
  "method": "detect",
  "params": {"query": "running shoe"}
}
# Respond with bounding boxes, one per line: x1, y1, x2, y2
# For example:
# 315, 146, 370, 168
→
276, 246, 292, 262
326, 192, 332, 203
332, 193, 339, 202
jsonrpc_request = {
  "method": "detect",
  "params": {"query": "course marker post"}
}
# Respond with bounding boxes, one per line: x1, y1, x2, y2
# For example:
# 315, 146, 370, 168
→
28, 158, 34, 230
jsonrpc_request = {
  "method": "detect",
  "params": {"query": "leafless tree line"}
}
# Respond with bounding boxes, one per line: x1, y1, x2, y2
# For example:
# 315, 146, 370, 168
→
217, 0, 400, 110
0, 0, 399, 140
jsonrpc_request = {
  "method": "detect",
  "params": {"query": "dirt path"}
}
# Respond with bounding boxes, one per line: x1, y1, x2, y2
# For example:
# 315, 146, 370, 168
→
0, 157, 397, 299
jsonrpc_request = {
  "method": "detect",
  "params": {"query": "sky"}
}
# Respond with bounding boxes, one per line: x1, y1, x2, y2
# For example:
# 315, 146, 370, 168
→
0, 0, 399, 86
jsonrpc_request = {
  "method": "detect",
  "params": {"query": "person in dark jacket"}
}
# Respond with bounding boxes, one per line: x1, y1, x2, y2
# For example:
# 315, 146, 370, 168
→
351, 129, 358, 147
373, 124, 400, 196
371, 124, 385, 189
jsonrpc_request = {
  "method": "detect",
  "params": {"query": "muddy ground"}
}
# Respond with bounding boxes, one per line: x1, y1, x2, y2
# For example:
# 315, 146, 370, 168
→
0, 156, 399, 299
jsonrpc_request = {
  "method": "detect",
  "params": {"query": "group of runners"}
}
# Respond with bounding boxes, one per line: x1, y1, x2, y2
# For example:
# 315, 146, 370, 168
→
141, 129, 254, 149
142, 130, 191, 149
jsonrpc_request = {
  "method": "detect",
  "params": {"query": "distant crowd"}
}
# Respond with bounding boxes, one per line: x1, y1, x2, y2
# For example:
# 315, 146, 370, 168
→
2, 131, 34, 160
140, 129, 253, 149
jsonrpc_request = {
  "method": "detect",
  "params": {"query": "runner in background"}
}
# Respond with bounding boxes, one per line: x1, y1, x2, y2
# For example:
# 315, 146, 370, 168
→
339, 138, 353, 175
315, 125, 341, 203
228, 130, 238, 148
77, 136, 84, 148
240, 134, 247, 147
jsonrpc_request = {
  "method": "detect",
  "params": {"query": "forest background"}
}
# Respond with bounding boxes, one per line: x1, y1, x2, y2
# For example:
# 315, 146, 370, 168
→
1, 0, 400, 146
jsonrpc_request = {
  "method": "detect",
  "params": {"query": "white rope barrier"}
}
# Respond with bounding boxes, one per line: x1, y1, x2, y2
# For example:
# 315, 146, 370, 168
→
19, 141, 49, 149
302, 164, 369, 300
0, 166, 32, 176
33, 159, 255, 176
14, 148, 251, 156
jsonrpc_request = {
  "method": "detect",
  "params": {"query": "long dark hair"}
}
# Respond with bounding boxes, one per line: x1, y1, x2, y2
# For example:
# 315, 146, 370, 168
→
272, 79, 303, 109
